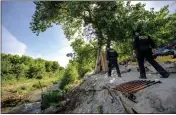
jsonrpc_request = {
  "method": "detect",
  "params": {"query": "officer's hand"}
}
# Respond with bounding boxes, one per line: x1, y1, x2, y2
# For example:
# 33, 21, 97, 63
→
152, 49, 156, 54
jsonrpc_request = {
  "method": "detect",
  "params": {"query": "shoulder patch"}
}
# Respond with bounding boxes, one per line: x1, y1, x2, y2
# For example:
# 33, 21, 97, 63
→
109, 49, 115, 52
139, 36, 148, 40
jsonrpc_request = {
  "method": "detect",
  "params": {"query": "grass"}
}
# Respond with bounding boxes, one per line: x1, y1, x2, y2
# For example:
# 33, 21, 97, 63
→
155, 55, 174, 62
1, 75, 60, 104
130, 55, 175, 65
41, 89, 64, 110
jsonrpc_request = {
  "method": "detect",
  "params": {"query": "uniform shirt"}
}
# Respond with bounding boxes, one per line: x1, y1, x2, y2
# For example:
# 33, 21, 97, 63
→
133, 34, 156, 52
106, 48, 118, 61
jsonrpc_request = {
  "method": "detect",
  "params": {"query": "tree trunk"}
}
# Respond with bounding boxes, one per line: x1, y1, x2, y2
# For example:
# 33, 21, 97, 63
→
94, 44, 102, 74
93, 26, 104, 74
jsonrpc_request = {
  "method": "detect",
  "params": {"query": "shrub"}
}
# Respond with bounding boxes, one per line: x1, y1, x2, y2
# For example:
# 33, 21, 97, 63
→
32, 83, 40, 89
9, 89, 17, 93
59, 64, 79, 90
20, 86, 27, 90
36, 75, 43, 79
51, 61, 59, 72
26, 64, 45, 79
41, 89, 64, 110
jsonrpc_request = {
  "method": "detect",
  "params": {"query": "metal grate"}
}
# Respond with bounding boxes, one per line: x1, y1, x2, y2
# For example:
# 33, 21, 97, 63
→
113, 80, 161, 94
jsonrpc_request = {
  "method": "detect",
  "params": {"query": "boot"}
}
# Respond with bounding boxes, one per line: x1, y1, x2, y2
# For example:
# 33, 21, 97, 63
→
160, 72, 170, 78
139, 74, 147, 79
139, 76, 147, 79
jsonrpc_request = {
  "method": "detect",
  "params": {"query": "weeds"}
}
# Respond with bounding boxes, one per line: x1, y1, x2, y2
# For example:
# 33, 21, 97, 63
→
97, 105, 103, 113
41, 89, 64, 110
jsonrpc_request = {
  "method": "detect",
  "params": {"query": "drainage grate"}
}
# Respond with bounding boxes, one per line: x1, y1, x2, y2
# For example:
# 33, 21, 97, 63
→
113, 80, 161, 94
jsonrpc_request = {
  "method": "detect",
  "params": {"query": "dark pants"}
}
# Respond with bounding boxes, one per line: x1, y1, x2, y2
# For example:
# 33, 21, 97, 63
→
137, 50, 168, 77
108, 59, 121, 77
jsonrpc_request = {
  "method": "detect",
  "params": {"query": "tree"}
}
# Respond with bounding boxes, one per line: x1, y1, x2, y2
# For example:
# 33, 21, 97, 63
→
1, 53, 63, 81
45, 61, 52, 72
12, 64, 26, 80
59, 62, 78, 90
51, 61, 60, 72
30, 1, 176, 72
30, 1, 119, 73
70, 38, 97, 77
26, 63, 45, 79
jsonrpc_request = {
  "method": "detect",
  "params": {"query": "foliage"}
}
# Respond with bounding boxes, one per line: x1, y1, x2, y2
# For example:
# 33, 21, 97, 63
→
51, 61, 60, 72
12, 64, 26, 79
59, 62, 79, 90
1, 53, 64, 81
30, 1, 176, 72
30, 1, 176, 59
70, 38, 97, 78
41, 89, 64, 110
45, 61, 52, 72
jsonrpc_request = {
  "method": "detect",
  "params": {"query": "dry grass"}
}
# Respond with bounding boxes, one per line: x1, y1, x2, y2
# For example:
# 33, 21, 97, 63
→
1, 76, 59, 104
130, 55, 175, 65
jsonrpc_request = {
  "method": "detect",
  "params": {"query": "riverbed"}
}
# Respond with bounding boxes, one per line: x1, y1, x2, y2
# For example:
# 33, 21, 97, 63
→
1, 83, 59, 114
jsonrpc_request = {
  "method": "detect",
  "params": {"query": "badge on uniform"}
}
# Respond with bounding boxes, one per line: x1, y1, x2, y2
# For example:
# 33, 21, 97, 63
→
109, 49, 115, 52
139, 36, 148, 40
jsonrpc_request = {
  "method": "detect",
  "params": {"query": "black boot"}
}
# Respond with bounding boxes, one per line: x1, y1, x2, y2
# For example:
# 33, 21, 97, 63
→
139, 74, 147, 79
160, 72, 170, 78
139, 76, 147, 79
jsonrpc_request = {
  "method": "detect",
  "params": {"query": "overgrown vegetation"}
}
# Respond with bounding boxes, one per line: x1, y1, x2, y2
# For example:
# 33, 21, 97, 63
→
41, 89, 64, 110
1, 53, 65, 107
1, 53, 64, 82
2, 1, 174, 112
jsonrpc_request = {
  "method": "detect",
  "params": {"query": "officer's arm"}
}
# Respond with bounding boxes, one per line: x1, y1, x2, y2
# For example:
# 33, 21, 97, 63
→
148, 36, 156, 48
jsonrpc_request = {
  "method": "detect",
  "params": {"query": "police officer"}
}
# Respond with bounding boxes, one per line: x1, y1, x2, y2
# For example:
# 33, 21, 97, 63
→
106, 45, 121, 77
133, 28, 170, 79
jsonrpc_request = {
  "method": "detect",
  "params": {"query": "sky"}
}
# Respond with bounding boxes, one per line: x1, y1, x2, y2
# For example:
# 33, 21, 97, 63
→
2, 1, 176, 67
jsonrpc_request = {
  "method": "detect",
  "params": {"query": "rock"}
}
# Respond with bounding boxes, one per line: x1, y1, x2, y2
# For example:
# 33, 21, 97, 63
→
8, 102, 41, 114
44, 106, 55, 114
135, 78, 176, 113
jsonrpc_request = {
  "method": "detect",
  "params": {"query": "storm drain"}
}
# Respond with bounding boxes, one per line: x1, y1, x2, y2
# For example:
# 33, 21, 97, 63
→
111, 80, 161, 103
107, 80, 162, 113
113, 80, 161, 93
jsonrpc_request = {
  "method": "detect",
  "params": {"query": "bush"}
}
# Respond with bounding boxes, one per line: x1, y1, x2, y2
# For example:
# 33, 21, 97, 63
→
36, 75, 43, 79
1, 53, 65, 82
32, 82, 47, 90
52, 81, 58, 84
20, 86, 27, 90
41, 89, 64, 110
2, 74, 16, 83
45, 61, 52, 72
51, 61, 59, 72
78, 66, 91, 78
59, 64, 79, 90
26, 64, 45, 79
32, 84, 40, 89
9, 89, 17, 93
12, 64, 26, 80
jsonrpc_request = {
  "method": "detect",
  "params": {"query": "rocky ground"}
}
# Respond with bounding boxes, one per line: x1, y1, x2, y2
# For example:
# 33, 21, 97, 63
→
5, 62, 176, 114
57, 62, 176, 114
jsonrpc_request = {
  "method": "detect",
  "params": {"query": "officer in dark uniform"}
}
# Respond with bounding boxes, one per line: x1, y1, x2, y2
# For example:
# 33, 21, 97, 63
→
133, 28, 170, 79
106, 45, 121, 77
